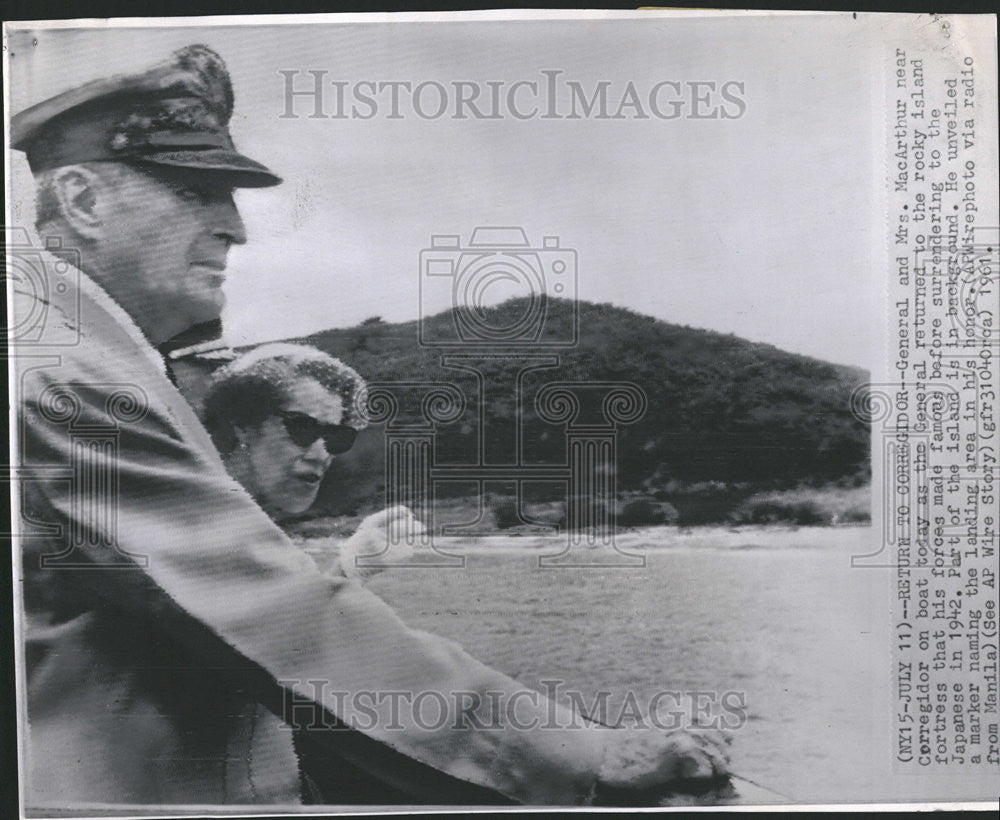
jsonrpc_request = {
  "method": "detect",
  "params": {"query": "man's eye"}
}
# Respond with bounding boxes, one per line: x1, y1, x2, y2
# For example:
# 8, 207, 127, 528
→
175, 186, 204, 202
172, 185, 234, 205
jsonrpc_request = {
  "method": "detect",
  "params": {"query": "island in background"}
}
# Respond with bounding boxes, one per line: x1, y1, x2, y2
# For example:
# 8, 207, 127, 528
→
177, 297, 871, 537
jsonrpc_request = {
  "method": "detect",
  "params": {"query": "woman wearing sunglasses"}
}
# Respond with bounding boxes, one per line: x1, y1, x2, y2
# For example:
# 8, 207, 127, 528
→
201, 343, 425, 801
202, 343, 366, 517
202, 343, 418, 578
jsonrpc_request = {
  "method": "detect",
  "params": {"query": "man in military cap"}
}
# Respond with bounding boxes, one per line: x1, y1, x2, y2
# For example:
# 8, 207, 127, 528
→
12, 43, 276, 355
9, 44, 729, 809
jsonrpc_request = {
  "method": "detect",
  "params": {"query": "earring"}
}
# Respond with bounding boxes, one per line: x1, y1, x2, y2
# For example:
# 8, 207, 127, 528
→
231, 435, 250, 463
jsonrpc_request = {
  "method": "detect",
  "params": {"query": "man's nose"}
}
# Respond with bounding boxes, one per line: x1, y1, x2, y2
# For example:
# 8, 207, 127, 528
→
211, 196, 247, 246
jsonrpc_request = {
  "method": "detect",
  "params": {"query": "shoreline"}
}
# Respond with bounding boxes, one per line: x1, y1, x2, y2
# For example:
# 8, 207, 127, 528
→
299, 523, 875, 555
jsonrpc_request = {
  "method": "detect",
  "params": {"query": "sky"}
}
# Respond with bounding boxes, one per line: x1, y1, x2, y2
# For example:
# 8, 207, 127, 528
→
6, 13, 876, 367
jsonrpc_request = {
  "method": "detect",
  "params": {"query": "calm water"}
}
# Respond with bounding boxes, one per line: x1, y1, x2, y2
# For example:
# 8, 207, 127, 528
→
344, 525, 887, 803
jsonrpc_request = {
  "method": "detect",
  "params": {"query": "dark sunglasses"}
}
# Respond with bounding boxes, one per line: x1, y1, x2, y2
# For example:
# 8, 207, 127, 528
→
278, 411, 358, 455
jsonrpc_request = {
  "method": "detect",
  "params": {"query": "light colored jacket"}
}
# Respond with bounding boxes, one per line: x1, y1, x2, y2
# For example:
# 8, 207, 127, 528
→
10, 251, 605, 810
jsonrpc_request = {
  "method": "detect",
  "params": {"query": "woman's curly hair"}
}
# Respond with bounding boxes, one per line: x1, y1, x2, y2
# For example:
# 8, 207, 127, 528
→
201, 343, 367, 454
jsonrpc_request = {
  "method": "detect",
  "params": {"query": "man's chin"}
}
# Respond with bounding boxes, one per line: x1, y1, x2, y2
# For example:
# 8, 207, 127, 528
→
189, 294, 226, 324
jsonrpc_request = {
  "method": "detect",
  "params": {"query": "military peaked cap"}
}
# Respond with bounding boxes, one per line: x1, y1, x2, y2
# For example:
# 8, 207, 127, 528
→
11, 44, 281, 187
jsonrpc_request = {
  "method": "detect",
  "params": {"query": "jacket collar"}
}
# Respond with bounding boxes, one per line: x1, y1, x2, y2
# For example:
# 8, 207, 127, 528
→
72, 262, 170, 379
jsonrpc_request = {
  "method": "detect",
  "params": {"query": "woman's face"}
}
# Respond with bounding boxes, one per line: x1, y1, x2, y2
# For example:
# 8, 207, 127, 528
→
236, 377, 346, 517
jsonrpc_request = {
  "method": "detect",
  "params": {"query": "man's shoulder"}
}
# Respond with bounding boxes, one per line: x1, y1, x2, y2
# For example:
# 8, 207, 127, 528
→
10, 271, 182, 445
10, 258, 164, 378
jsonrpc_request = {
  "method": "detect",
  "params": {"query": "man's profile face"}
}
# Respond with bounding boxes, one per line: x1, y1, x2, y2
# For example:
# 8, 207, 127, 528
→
98, 164, 247, 336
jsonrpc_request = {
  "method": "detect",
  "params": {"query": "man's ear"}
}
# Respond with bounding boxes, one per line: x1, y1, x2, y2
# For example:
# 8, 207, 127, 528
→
49, 166, 105, 239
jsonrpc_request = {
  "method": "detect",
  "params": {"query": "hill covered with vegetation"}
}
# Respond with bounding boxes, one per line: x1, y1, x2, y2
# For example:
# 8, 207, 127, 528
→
283, 298, 869, 528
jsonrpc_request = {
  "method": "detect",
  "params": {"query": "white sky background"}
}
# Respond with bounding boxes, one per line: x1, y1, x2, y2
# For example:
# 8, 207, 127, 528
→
7, 15, 875, 368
